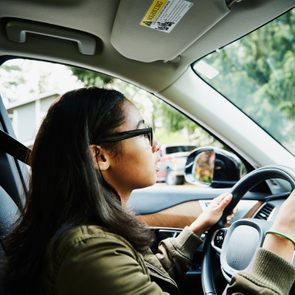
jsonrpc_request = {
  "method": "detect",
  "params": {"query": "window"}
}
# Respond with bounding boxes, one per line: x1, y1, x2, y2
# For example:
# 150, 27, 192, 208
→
1, 58, 225, 185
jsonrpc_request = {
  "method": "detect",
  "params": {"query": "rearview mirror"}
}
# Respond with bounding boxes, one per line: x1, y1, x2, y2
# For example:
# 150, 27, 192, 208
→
184, 147, 245, 188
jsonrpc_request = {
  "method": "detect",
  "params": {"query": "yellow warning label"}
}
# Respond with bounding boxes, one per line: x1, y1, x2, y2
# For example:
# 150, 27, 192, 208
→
140, 0, 168, 27
140, 0, 193, 33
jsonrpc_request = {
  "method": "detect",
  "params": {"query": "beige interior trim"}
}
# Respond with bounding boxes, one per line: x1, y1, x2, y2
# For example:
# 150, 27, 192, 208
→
137, 200, 265, 228
243, 201, 263, 219
136, 200, 203, 228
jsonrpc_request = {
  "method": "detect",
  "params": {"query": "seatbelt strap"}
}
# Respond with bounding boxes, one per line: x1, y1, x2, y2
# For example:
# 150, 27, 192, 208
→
0, 129, 31, 165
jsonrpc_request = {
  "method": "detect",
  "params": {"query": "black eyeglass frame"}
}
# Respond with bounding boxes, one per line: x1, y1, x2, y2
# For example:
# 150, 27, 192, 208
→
97, 127, 153, 145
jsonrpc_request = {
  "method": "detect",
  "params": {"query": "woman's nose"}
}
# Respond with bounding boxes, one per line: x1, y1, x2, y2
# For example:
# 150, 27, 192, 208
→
152, 139, 160, 153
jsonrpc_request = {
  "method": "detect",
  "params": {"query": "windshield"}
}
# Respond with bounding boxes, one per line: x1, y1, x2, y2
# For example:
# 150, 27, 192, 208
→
193, 8, 295, 155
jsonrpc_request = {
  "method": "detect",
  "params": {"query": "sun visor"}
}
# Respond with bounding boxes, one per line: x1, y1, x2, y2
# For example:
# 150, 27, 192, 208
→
111, 0, 230, 63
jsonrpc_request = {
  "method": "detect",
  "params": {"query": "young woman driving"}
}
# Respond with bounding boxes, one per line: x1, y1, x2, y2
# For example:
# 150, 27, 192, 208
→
4, 87, 295, 294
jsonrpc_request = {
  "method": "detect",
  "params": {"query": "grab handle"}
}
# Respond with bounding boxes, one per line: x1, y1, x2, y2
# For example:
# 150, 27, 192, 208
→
6, 20, 96, 55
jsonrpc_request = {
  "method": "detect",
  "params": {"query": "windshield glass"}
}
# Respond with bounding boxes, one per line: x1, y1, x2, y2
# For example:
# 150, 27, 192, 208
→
193, 8, 295, 155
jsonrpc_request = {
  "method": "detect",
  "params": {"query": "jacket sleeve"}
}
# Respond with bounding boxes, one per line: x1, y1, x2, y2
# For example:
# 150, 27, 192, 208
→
225, 248, 295, 295
53, 234, 170, 295
155, 226, 203, 280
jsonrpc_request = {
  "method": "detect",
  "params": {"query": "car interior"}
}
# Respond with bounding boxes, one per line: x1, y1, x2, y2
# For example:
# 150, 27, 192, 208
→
0, 0, 295, 294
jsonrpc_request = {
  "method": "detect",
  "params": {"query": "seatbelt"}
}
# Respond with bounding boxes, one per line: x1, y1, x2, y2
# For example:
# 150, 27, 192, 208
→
0, 129, 31, 165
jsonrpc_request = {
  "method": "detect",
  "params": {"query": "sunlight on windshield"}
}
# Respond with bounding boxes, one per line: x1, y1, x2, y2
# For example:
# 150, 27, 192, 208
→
193, 8, 295, 155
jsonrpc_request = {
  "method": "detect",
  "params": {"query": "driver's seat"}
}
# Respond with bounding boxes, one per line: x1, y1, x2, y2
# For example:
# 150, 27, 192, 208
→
0, 186, 20, 295
0, 186, 19, 237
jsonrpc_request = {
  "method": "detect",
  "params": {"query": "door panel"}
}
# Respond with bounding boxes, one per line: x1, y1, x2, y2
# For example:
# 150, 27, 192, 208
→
129, 186, 227, 214
129, 185, 266, 228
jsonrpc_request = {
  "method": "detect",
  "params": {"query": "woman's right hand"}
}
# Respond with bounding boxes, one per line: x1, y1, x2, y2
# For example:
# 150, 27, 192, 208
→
262, 189, 295, 263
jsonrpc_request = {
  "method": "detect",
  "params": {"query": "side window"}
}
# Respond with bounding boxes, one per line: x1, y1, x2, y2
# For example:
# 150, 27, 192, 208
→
0, 58, 225, 185
0, 59, 83, 147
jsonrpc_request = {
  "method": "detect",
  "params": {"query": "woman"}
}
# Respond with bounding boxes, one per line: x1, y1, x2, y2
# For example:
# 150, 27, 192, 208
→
3, 87, 295, 294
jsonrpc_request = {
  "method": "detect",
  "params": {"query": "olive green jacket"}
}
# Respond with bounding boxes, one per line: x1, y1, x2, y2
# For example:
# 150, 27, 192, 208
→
45, 225, 295, 295
225, 249, 295, 295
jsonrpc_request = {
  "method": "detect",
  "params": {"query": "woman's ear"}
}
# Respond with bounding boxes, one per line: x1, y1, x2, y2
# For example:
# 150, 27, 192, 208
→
89, 145, 110, 170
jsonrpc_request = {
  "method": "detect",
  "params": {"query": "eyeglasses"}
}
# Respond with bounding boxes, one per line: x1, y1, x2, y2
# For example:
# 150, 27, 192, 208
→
98, 127, 153, 146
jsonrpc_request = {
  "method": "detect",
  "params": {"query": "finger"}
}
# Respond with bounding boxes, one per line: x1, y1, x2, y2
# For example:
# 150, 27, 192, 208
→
228, 207, 238, 215
213, 192, 231, 204
226, 213, 234, 222
216, 194, 232, 211
216, 192, 230, 200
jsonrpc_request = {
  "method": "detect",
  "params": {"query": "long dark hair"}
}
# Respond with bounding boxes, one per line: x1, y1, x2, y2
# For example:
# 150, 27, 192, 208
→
4, 87, 153, 295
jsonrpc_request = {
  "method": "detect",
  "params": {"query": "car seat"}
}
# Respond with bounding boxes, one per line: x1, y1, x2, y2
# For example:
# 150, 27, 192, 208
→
0, 186, 20, 295
0, 186, 20, 237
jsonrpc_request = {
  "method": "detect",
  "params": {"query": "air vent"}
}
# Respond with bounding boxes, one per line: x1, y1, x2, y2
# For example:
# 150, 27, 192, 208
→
255, 203, 274, 220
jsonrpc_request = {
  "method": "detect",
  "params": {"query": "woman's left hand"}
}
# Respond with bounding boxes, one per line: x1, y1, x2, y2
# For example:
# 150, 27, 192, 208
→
189, 192, 235, 236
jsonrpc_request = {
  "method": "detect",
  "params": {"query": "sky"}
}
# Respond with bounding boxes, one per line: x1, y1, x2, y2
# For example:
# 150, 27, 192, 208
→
0, 59, 83, 107
0, 58, 154, 123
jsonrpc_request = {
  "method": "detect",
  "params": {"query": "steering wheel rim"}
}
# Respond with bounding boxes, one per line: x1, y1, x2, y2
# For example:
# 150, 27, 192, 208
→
201, 165, 295, 295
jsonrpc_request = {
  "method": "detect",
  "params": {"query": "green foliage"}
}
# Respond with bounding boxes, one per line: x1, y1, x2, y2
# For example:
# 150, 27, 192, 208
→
0, 64, 25, 102
155, 101, 196, 132
197, 9, 295, 145
155, 129, 189, 145
69, 66, 219, 146
70, 67, 113, 87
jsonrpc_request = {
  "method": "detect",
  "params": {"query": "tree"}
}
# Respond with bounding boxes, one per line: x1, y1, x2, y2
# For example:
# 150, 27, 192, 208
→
197, 9, 295, 144
69, 67, 217, 145
0, 63, 25, 104
70, 67, 113, 87
0, 60, 82, 105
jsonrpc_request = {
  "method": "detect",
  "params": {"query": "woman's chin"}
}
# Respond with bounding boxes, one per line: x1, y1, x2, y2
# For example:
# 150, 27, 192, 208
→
138, 178, 157, 189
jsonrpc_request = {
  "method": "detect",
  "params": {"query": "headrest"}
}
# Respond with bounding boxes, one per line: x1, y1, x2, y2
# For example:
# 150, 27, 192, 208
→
0, 187, 20, 237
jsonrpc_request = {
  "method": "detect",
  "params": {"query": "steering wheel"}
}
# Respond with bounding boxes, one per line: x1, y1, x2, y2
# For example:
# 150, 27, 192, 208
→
201, 165, 295, 295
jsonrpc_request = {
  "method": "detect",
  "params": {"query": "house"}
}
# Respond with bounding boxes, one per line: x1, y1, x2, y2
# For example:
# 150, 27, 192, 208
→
7, 93, 59, 147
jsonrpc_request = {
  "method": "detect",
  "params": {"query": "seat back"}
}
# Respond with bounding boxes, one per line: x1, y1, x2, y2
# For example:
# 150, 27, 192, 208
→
0, 186, 20, 238
0, 186, 20, 295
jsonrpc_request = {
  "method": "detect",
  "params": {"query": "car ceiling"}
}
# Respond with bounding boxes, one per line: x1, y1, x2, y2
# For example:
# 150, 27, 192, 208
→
0, 0, 294, 92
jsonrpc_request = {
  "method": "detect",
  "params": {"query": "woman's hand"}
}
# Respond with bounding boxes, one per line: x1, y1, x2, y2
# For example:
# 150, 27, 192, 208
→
189, 192, 234, 236
263, 189, 295, 263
